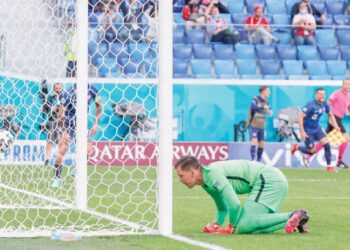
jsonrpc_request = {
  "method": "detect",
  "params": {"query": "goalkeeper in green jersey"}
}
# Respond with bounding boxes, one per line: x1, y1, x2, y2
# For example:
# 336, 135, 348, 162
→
175, 156, 310, 234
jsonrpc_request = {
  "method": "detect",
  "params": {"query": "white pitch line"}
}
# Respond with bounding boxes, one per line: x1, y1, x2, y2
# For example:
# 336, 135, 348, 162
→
168, 234, 230, 250
173, 196, 350, 200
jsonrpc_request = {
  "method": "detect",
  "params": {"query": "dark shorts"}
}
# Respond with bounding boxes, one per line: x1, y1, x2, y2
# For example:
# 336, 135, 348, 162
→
326, 115, 346, 134
249, 127, 265, 142
305, 126, 326, 149
46, 119, 62, 144
64, 119, 76, 138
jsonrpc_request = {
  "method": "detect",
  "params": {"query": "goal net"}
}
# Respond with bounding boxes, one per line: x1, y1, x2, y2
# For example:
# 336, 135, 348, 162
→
0, 0, 162, 236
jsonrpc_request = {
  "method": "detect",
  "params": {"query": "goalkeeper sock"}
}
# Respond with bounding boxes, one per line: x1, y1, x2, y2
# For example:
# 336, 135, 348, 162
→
257, 147, 264, 161
298, 145, 309, 154
324, 143, 331, 165
250, 145, 256, 160
54, 164, 62, 178
338, 143, 347, 161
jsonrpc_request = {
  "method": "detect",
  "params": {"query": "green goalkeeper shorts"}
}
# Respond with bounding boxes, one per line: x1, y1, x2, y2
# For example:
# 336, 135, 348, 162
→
246, 167, 288, 213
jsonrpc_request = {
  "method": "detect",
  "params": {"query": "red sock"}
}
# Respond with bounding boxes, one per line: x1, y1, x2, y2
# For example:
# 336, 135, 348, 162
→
338, 143, 348, 162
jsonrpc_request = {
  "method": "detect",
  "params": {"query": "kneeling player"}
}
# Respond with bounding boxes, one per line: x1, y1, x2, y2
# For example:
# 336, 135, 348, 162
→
291, 88, 339, 172
175, 156, 309, 234
52, 85, 102, 187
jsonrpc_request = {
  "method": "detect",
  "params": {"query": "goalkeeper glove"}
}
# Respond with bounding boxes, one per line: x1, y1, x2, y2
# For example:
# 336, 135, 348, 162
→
203, 222, 220, 233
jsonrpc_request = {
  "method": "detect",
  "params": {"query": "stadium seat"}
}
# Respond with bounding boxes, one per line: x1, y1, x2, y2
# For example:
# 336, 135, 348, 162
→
227, 0, 245, 14
193, 44, 213, 59
266, 0, 286, 14
213, 44, 234, 60
97, 57, 119, 77
283, 60, 304, 76
128, 43, 151, 61
240, 74, 263, 79
145, 59, 158, 78
260, 59, 281, 75
173, 13, 185, 25
173, 59, 188, 75
232, 14, 250, 30
272, 31, 292, 44
245, 0, 266, 14
315, 30, 336, 46
288, 75, 309, 80
325, 1, 345, 15
98, 42, 109, 57
235, 44, 255, 59
285, 0, 300, 14
218, 14, 233, 24
186, 29, 206, 44
333, 14, 350, 26
264, 14, 273, 24
264, 75, 286, 79
173, 44, 192, 60
310, 75, 332, 80
173, 28, 185, 44
305, 60, 327, 76
326, 60, 347, 78
191, 59, 213, 77
236, 59, 257, 75
214, 60, 236, 78
120, 58, 142, 75
255, 45, 276, 59
313, 2, 325, 13
88, 41, 98, 57
339, 46, 350, 60
277, 44, 297, 60
318, 46, 339, 60
297, 46, 318, 62
337, 30, 350, 45
272, 14, 291, 31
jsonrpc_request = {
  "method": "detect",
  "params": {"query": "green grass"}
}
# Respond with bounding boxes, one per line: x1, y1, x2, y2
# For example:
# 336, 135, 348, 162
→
1, 167, 350, 250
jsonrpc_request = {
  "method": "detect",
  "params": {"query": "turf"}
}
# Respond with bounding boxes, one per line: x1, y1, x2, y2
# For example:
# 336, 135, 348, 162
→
1, 168, 350, 250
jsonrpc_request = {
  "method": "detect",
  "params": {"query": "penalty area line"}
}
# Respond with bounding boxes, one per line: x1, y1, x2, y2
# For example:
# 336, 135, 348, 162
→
167, 234, 230, 250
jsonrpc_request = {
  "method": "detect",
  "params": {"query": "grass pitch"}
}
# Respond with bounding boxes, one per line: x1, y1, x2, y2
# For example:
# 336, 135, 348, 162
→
1, 168, 349, 250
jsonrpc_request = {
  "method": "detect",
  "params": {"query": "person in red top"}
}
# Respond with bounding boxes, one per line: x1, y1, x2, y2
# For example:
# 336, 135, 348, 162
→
244, 6, 278, 45
292, 2, 316, 45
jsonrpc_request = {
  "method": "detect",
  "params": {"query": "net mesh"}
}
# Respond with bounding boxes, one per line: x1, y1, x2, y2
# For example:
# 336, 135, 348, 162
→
0, 0, 159, 236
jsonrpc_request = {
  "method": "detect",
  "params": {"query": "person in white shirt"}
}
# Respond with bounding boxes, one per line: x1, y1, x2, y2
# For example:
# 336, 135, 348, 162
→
292, 2, 316, 45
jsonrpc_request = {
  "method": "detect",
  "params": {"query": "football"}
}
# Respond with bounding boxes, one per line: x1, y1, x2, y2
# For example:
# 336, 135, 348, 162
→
0, 129, 14, 153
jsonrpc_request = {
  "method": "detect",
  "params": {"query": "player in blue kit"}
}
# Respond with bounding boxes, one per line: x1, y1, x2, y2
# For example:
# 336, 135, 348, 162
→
291, 88, 339, 173
52, 85, 102, 187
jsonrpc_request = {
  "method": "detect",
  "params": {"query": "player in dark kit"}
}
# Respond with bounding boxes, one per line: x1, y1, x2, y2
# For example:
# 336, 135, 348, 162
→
51, 85, 102, 187
291, 88, 339, 172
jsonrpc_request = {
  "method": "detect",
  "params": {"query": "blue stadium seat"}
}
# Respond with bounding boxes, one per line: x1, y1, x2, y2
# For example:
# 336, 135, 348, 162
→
173, 44, 192, 60
277, 44, 297, 60
285, 0, 300, 14
98, 42, 109, 57
193, 44, 213, 59
313, 2, 326, 13
213, 44, 234, 60
191, 59, 213, 77
173, 59, 188, 75
186, 29, 206, 44
318, 46, 339, 60
240, 74, 263, 79
305, 60, 327, 76
235, 44, 255, 59
264, 14, 273, 24
333, 14, 350, 26
145, 59, 158, 78
332, 75, 346, 80
218, 14, 233, 24
215, 60, 236, 78
315, 30, 336, 46
264, 75, 286, 79
272, 14, 291, 31
272, 31, 292, 44
326, 60, 347, 78
255, 45, 276, 59
337, 30, 350, 45
260, 59, 281, 75
227, 0, 245, 14
232, 14, 249, 30
97, 57, 119, 77
266, 0, 286, 14
322, 14, 334, 26
339, 45, 350, 60
128, 43, 150, 61
173, 28, 185, 44
109, 43, 129, 64
236, 59, 257, 75
325, 1, 345, 15
173, 13, 185, 25
288, 75, 309, 80
283, 60, 304, 76
88, 41, 98, 57
120, 58, 141, 75
245, 0, 266, 14
297, 46, 318, 62
310, 75, 332, 80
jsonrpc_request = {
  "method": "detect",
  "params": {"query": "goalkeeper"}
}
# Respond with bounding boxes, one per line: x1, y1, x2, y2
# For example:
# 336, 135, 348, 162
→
175, 156, 310, 234
51, 85, 102, 188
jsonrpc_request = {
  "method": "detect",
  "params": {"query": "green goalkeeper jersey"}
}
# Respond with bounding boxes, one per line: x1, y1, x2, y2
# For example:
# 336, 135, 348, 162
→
201, 160, 269, 226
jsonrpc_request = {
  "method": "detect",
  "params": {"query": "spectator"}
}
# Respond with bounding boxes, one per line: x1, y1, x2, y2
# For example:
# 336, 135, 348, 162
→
98, 2, 123, 43
144, 3, 158, 42
205, 1, 240, 44
64, 21, 77, 77
292, 2, 316, 45
244, 6, 278, 45
183, 0, 207, 29
120, 0, 145, 42
291, 0, 325, 28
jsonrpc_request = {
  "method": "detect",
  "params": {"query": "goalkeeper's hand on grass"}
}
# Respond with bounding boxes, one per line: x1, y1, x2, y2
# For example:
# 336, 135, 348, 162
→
203, 223, 235, 234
